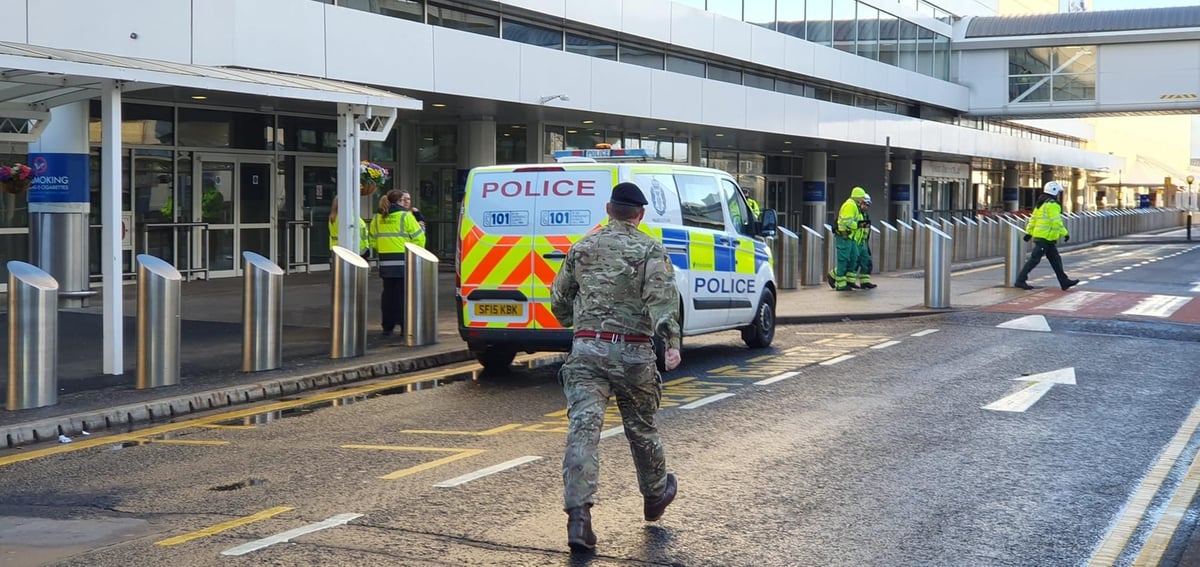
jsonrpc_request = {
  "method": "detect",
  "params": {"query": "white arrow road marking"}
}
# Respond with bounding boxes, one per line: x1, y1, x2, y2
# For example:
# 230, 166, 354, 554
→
680, 393, 735, 409
755, 371, 800, 386
983, 368, 1076, 413
434, 456, 543, 488
221, 513, 363, 556
997, 315, 1052, 332
1122, 295, 1191, 318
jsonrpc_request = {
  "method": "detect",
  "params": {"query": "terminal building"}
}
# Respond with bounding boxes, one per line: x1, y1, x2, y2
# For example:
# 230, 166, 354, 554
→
0, 0, 1193, 294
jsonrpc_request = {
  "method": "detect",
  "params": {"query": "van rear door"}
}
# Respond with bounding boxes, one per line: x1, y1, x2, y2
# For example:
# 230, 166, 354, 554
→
460, 168, 539, 331
529, 166, 614, 329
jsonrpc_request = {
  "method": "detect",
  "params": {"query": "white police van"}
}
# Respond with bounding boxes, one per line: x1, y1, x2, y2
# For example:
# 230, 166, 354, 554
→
457, 148, 778, 372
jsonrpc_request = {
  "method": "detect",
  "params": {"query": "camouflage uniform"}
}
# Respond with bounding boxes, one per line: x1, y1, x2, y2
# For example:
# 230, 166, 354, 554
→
550, 218, 681, 511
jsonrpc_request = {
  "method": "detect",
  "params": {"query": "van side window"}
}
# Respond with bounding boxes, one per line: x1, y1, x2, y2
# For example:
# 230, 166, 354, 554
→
722, 179, 753, 236
674, 174, 725, 231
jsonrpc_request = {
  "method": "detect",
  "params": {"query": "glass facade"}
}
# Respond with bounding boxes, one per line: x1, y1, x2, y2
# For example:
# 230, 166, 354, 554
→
1008, 46, 1097, 103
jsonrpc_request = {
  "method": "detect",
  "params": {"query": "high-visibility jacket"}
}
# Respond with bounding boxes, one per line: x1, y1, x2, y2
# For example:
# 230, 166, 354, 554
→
369, 208, 425, 278
1026, 199, 1068, 241
746, 197, 761, 218
836, 198, 867, 243
329, 216, 370, 253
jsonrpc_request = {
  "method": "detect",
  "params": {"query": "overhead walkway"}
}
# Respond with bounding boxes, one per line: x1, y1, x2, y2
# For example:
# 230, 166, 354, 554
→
955, 6, 1200, 118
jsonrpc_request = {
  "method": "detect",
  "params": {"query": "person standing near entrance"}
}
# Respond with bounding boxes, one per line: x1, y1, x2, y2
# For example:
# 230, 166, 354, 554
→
852, 194, 877, 289
827, 186, 870, 292
1014, 181, 1079, 291
327, 196, 370, 257
550, 182, 682, 553
369, 190, 425, 337
741, 186, 761, 220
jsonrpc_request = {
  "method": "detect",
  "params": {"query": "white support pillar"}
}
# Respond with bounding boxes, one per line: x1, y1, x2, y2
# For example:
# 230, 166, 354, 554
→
337, 103, 359, 255
101, 81, 123, 375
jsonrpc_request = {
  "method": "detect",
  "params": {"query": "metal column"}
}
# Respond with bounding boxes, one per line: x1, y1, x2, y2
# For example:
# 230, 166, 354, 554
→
824, 224, 838, 282
772, 227, 799, 289
799, 225, 825, 286
136, 255, 182, 389
331, 246, 369, 359
242, 252, 284, 372
878, 221, 898, 272
6, 262, 58, 410
925, 226, 952, 308
896, 220, 914, 270
1003, 220, 1026, 287
405, 243, 440, 347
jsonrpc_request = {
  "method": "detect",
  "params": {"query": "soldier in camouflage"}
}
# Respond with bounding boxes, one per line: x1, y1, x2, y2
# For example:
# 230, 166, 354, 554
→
550, 181, 683, 552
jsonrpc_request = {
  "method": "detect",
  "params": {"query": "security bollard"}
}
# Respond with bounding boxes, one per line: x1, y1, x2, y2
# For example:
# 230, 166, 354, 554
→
924, 225, 952, 309
1003, 221, 1026, 287
800, 225, 825, 286
6, 261, 58, 410
866, 225, 881, 273
405, 243, 440, 347
824, 224, 838, 282
772, 227, 799, 289
242, 252, 283, 373
912, 220, 927, 269
896, 220, 914, 269
878, 221, 898, 272
1188, 212, 1193, 241
136, 254, 182, 389
331, 246, 369, 359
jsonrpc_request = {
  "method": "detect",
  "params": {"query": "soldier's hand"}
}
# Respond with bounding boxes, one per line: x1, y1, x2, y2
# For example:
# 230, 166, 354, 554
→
664, 348, 681, 371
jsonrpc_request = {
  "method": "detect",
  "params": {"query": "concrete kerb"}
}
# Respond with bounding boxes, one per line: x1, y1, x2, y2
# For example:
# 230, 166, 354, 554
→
2, 348, 473, 449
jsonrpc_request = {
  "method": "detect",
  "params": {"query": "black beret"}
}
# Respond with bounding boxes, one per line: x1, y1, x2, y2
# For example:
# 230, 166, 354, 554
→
610, 182, 648, 207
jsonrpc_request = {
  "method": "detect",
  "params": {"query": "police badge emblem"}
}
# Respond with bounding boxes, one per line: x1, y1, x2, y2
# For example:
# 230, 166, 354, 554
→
650, 179, 667, 216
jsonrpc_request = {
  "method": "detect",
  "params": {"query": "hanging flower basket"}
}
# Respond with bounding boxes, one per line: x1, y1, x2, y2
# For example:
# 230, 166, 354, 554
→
1, 179, 30, 194
359, 161, 389, 196
0, 163, 32, 194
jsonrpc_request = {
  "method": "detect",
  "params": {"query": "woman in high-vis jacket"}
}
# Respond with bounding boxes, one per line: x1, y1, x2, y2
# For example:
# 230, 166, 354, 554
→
327, 196, 370, 257
1014, 181, 1079, 291
369, 190, 426, 337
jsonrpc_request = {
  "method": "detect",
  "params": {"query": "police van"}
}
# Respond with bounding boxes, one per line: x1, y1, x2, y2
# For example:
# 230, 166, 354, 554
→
457, 148, 779, 372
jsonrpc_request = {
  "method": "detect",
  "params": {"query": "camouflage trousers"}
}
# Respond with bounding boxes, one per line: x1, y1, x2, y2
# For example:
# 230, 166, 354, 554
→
560, 337, 669, 511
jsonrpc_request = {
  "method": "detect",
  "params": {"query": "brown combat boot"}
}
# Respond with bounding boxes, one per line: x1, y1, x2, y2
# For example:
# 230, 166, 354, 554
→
566, 505, 596, 551
643, 473, 677, 521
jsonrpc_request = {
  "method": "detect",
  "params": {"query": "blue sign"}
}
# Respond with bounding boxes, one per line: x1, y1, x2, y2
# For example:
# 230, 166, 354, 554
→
891, 183, 911, 202
28, 153, 89, 213
802, 180, 826, 203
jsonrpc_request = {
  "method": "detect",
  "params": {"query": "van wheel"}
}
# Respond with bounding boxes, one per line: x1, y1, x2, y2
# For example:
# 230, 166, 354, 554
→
475, 348, 516, 374
741, 288, 776, 349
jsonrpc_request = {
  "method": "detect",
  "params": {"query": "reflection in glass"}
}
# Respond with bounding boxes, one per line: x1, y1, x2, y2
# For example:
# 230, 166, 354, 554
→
1009, 76, 1051, 102
878, 11, 898, 65
240, 162, 272, 224
777, 0, 805, 39
0, 151, 29, 228
240, 228, 271, 259
428, 4, 498, 37
856, 5, 879, 61
417, 125, 457, 163
208, 229, 235, 272
496, 125, 527, 164
898, 20, 918, 71
200, 162, 234, 224
619, 44, 665, 70
566, 34, 616, 60
1053, 74, 1095, 101
935, 35, 951, 80
832, 0, 856, 54
665, 55, 705, 78
89, 102, 174, 146
503, 20, 563, 49
744, 0, 776, 30
918, 27, 936, 77
707, 64, 742, 85
807, 0, 833, 47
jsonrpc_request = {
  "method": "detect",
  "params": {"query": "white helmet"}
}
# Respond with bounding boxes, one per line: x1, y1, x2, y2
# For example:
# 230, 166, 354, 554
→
1043, 181, 1064, 196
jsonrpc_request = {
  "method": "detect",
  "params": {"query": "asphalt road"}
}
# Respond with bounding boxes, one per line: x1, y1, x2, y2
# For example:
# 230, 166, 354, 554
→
1, 243, 1198, 567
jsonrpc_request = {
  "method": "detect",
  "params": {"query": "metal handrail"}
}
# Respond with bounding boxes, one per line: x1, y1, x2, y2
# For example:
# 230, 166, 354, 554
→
140, 222, 210, 281
285, 220, 313, 274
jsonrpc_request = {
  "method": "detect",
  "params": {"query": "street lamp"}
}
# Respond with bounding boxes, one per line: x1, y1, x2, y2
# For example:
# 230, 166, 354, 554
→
1188, 175, 1195, 193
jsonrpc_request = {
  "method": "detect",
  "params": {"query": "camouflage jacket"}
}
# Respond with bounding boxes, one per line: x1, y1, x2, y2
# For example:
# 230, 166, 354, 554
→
551, 219, 682, 349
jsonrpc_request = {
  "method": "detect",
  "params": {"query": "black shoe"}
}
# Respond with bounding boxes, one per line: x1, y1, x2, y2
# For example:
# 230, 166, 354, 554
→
1061, 279, 1080, 291
847, 282, 861, 290
1014, 282, 1035, 290
826, 271, 836, 290
860, 282, 877, 290
381, 329, 393, 337
566, 506, 596, 551
835, 286, 852, 292
644, 473, 677, 522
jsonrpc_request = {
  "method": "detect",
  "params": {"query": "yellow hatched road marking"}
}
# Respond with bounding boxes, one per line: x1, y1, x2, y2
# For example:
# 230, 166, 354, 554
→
707, 365, 738, 374
340, 445, 486, 480
145, 439, 230, 447
155, 506, 293, 546
198, 424, 257, 430
399, 424, 524, 436
747, 355, 775, 363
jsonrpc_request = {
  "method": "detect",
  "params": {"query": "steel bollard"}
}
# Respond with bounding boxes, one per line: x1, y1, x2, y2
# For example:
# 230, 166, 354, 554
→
1003, 221, 1026, 287
799, 225, 825, 286
823, 224, 838, 282
6, 261, 58, 410
866, 225, 881, 273
896, 220, 914, 269
772, 227, 799, 289
405, 243, 440, 347
331, 246, 369, 359
136, 254, 182, 389
924, 225, 952, 309
912, 220, 928, 269
242, 252, 283, 372
878, 221, 898, 273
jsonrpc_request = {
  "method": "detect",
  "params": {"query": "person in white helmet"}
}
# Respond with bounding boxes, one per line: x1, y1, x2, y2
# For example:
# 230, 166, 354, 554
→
1014, 181, 1079, 291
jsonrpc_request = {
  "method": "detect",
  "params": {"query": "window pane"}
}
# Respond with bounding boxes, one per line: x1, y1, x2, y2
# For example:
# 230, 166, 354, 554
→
745, 0, 776, 30
565, 128, 605, 150
1054, 45, 1096, 74
89, 102, 174, 146
856, 4, 879, 61
675, 174, 725, 231
503, 19, 562, 49
178, 108, 273, 150
778, 0, 805, 39
775, 79, 810, 97
619, 44, 664, 69
666, 55, 705, 77
566, 33, 616, 60
832, 0, 856, 54
1052, 74, 1095, 101
279, 115, 338, 153
496, 124, 527, 164
831, 89, 854, 106
744, 72, 774, 90
707, 64, 742, 85
917, 26, 935, 76
1009, 76, 1050, 102
898, 20, 918, 71
1009, 47, 1052, 75
417, 125, 456, 163
807, 0, 833, 47
708, 0, 742, 21
544, 125, 565, 154
379, 0, 424, 22
428, 4, 498, 37
935, 35, 951, 80
878, 11, 898, 65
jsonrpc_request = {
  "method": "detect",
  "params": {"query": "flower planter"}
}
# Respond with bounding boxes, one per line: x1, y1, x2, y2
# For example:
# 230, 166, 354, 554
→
1, 179, 30, 194
360, 182, 378, 196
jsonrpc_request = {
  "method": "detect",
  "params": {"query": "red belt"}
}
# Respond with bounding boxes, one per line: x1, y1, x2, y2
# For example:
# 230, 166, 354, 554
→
573, 331, 651, 343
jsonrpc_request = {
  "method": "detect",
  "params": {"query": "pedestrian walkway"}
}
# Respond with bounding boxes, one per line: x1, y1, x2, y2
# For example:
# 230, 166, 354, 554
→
1, 229, 1189, 447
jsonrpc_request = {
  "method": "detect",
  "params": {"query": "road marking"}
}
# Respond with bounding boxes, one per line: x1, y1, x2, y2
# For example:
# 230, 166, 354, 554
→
340, 445, 486, 480
198, 424, 257, 430
1192, 282, 1200, 293
1035, 291, 1108, 311
708, 365, 738, 374
982, 368, 1076, 412
1121, 295, 1191, 318
871, 340, 901, 350
911, 329, 939, 337
220, 513, 362, 556
1090, 400, 1200, 566
399, 424, 523, 436
1134, 444, 1200, 565
755, 371, 800, 386
156, 506, 293, 546
819, 355, 855, 366
997, 315, 1052, 332
680, 393, 735, 409
433, 456, 543, 488
600, 426, 624, 439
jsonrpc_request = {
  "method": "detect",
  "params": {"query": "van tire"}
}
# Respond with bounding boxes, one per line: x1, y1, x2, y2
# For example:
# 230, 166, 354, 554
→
475, 348, 517, 374
741, 288, 776, 349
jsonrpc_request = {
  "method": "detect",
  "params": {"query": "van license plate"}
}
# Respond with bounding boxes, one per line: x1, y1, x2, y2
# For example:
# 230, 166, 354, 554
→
474, 303, 523, 317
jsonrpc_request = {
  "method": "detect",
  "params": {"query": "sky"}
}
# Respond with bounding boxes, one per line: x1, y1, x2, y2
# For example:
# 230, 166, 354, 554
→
1091, 0, 1199, 9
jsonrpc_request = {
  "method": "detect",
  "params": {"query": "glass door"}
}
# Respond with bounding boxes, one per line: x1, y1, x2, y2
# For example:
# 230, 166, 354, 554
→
195, 154, 275, 277
298, 159, 338, 268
